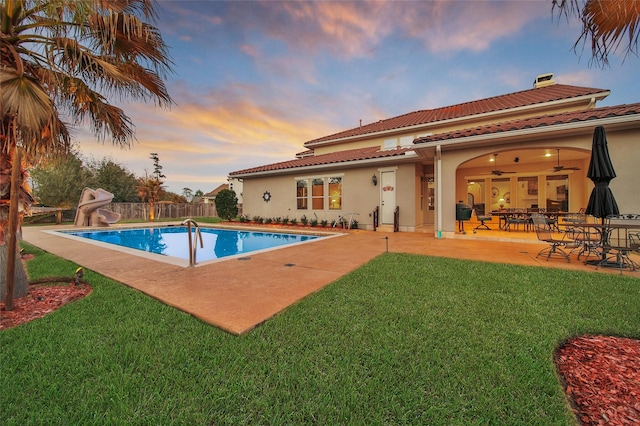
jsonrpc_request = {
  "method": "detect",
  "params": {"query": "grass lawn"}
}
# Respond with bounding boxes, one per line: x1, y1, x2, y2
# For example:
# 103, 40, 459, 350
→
1, 244, 639, 425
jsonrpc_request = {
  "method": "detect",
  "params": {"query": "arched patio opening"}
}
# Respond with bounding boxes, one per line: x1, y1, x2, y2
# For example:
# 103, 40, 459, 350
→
456, 147, 591, 215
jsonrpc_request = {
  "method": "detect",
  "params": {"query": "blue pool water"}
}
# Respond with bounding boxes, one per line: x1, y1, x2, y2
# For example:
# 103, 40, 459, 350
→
62, 226, 322, 263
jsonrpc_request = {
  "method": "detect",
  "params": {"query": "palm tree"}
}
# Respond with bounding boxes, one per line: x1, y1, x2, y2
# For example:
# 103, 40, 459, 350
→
136, 173, 163, 221
1, 0, 173, 309
553, 0, 640, 66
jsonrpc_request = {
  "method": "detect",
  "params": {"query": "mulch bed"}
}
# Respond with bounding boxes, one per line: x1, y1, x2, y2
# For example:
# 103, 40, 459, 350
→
0, 282, 91, 330
555, 334, 640, 425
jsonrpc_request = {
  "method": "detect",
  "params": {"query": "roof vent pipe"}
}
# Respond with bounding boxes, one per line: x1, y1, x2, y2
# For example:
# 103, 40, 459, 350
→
534, 73, 555, 88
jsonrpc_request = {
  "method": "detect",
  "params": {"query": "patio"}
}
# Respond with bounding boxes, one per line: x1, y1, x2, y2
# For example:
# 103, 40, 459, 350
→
21, 223, 637, 335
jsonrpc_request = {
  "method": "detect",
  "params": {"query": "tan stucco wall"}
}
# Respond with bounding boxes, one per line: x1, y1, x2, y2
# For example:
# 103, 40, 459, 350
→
238, 163, 420, 230
240, 168, 379, 229
393, 164, 417, 231
607, 128, 640, 214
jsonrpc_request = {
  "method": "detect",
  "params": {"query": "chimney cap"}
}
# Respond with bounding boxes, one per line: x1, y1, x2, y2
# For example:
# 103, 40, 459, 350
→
534, 73, 555, 88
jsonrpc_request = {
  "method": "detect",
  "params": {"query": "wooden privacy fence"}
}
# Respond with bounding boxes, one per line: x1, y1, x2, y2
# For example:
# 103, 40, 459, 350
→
106, 203, 218, 221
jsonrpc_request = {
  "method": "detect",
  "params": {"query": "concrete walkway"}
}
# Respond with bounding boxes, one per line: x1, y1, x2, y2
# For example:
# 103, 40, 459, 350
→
21, 224, 637, 335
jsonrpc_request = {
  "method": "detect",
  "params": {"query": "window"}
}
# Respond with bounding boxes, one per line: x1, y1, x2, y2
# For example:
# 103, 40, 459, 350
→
329, 177, 342, 210
312, 179, 324, 209
295, 176, 343, 210
545, 174, 568, 212
296, 180, 308, 209
383, 138, 397, 150
398, 136, 413, 147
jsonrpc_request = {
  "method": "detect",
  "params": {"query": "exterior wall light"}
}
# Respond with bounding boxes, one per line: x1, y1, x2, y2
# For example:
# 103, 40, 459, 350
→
372, 174, 378, 186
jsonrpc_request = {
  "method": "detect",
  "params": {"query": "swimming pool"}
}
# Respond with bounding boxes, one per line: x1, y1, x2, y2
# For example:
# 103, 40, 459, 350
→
58, 226, 329, 265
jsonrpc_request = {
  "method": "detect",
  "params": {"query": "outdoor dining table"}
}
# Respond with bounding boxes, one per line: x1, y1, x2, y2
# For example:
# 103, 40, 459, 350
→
568, 222, 640, 271
490, 210, 526, 231
490, 210, 571, 231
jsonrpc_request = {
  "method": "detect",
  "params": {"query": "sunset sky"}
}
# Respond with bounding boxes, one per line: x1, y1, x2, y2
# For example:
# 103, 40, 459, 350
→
77, 0, 640, 195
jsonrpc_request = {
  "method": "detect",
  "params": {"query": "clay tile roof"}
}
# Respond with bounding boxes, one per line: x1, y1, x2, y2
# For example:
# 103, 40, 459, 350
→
295, 149, 314, 158
413, 103, 640, 143
229, 146, 414, 176
203, 184, 229, 197
304, 84, 608, 146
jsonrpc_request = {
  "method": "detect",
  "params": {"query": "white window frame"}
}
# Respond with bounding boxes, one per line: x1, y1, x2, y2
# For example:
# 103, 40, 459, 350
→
294, 174, 345, 211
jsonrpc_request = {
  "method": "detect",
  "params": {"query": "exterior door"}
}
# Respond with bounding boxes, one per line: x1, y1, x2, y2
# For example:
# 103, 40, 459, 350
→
380, 170, 396, 224
423, 175, 435, 225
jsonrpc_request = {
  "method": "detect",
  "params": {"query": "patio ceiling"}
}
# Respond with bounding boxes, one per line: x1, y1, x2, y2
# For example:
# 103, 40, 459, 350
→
460, 147, 589, 170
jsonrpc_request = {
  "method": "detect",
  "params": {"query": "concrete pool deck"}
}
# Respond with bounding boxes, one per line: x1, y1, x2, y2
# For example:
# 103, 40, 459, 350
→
22, 223, 638, 335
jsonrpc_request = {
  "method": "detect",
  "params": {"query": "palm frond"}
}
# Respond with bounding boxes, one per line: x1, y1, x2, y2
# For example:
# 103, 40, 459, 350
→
552, 0, 640, 66
0, 69, 55, 137
1, 0, 173, 163
581, 0, 640, 64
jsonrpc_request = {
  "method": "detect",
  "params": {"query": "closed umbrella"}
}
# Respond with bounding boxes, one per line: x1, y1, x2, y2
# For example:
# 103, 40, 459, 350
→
585, 126, 619, 218
585, 126, 619, 265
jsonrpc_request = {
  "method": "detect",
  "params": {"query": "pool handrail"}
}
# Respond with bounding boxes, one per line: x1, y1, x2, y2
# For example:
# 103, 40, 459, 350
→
182, 219, 203, 267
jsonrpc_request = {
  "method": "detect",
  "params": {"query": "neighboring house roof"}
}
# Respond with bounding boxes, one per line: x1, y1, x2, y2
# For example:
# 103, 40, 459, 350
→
414, 103, 640, 145
229, 146, 415, 176
203, 184, 229, 198
304, 84, 609, 147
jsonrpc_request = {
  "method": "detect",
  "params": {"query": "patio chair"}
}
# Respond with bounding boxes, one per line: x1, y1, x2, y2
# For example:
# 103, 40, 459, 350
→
561, 211, 586, 228
562, 212, 601, 262
506, 209, 530, 232
541, 208, 560, 232
531, 213, 574, 262
473, 209, 493, 232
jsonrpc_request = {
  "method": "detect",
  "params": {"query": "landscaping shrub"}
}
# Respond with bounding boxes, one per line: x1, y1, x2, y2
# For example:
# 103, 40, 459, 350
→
214, 189, 238, 220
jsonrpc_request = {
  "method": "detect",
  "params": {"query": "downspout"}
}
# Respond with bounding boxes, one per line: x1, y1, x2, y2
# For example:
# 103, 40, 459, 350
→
436, 144, 442, 239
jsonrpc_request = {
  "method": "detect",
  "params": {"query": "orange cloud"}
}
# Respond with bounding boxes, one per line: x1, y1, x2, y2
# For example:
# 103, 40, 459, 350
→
116, 83, 342, 175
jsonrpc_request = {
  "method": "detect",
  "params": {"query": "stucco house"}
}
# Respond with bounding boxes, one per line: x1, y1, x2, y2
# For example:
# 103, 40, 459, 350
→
228, 73, 640, 238
200, 184, 229, 204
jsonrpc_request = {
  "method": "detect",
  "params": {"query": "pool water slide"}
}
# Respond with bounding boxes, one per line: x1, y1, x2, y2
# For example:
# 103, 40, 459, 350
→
74, 187, 121, 227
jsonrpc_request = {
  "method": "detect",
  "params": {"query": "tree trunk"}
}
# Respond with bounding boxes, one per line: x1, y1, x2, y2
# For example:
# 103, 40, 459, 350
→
0, 148, 28, 303
149, 200, 155, 221
0, 242, 28, 301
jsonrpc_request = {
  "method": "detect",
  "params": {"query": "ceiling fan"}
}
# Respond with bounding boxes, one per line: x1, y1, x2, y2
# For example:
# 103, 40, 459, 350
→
491, 153, 516, 176
552, 149, 580, 172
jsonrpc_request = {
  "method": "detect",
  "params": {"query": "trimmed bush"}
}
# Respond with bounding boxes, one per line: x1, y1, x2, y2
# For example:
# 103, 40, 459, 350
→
214, 189, 238, 220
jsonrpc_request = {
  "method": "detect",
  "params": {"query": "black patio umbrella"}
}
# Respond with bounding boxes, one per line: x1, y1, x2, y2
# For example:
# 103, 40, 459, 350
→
584, 126, 619, 265
585, 126, 619, 219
